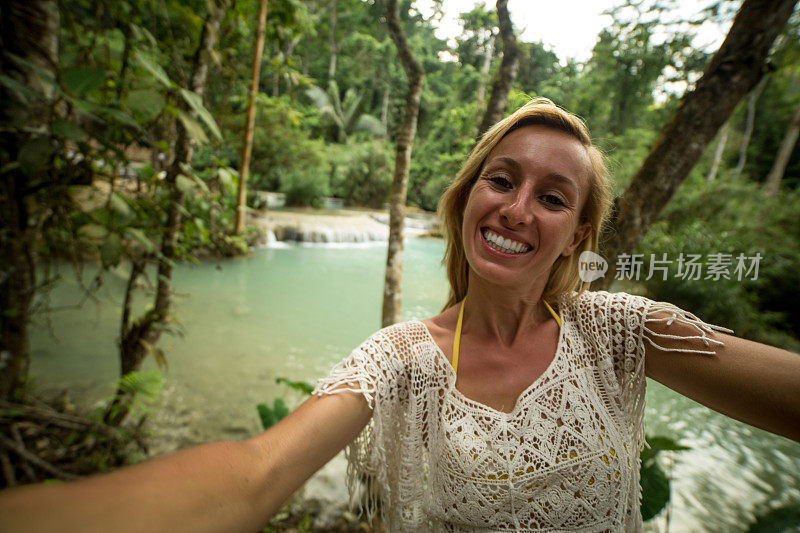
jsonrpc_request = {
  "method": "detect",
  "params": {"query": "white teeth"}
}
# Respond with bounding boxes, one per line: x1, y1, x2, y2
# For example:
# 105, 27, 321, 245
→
482, 229, 531, 254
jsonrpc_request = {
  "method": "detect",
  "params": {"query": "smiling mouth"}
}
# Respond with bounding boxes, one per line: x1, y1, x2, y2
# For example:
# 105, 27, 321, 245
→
481, 228, 532, 254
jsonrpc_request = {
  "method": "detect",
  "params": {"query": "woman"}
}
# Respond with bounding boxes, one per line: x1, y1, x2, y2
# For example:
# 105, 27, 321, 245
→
1, 99, 798, 532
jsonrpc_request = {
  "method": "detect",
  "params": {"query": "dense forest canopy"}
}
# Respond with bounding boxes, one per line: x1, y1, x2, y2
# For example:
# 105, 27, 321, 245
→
1, 0, 799, 402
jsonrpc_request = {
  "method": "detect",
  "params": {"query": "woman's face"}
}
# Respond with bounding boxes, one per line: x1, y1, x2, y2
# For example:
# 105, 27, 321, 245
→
461, 124, 592, 293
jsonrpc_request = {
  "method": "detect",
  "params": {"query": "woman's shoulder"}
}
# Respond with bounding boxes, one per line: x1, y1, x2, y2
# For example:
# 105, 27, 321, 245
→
354, 320, 439, 358
419, 305, 460, 358
562, 290, 728, 354
561, 289, 652, 315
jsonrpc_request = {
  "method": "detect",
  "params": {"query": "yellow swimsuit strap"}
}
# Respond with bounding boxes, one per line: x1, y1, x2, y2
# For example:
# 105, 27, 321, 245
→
542, 299, 562, 328
451, 299, 560, 373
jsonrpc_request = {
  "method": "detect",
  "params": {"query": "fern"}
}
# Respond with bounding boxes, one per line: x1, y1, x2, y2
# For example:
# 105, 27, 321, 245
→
256, 377, 314, 430
108, 370, 163, 421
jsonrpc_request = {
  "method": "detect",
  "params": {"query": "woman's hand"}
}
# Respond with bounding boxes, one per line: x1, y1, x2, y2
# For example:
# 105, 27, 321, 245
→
0, 391, 371, 532
645, 325, 800, 442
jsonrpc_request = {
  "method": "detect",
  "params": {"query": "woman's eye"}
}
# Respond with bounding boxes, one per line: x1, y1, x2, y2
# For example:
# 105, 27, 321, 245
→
488, 176, 512, 189
541, 194, 566, 207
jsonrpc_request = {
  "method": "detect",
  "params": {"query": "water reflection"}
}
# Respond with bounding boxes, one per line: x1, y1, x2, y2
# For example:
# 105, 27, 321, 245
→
646, 380, 800, 531
29, 239, 800, 530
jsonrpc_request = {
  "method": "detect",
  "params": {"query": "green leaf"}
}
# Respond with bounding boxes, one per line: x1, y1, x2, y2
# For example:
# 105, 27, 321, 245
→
191, 174, 210, 194
78, 223, 109, 241
116, 369, 163, 416
62, 68, 106, 96
133, 50, 172, 88
125, 227, 155, 254
178, 89, 221, 140
18, 137, 55, 175
355, 114, 386, 137
137, 165, 156, 180
68, 185, 101, 212
6, 53, 58, 88
177, 109, 209, 144
130, 25, 157, 48
100, 233, 123, 268
98, 106, 140, 129
0, 74, 44, 100
125, 89, 165, 121
0, 162, 20, 174
640, 461, 670, 520
150, 347, 168, 370
646, 436, 690, 452
67, 96, 100, 115
275, 377, 314, 395
747, 504, 800, 532
272, 399, 289, 419
175, 174, 195, 194
52, 119, 88, 141
257, 399, 290, 430
217, 167, 234, 189
109, 193, 132, 219
641, 436, 690, 464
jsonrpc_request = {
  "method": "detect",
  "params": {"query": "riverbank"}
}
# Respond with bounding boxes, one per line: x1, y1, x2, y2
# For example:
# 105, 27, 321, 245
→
28, 234, 800, 532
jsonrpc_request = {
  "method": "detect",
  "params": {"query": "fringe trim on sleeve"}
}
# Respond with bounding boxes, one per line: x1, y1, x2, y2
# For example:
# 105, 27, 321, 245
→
643, 301, 733, 355
311, 328, 404, 529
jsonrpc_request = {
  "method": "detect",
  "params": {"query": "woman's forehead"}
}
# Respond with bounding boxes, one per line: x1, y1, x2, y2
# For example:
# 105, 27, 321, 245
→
483, 124, 592, 188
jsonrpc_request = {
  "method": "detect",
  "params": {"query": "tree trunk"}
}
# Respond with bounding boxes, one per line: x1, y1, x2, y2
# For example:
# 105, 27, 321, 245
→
328, 0, 338, 82
107, 0, 228, 425
764, 95, 800, 197
706, 119, 730, 182
0, 0, 59, 401
475, 0, 519, 140
595, 0, 797, 289
734, 75, 769, 177
271, 42, 280, 97
381, 84, 390, 135
381, 0, 424, 328
476, 34, 495, 104
234, 0, 269, 235
284, 37, 299, 94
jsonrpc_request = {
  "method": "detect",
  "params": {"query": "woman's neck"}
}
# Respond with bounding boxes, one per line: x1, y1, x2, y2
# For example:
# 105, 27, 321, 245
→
462, 275, 553, 347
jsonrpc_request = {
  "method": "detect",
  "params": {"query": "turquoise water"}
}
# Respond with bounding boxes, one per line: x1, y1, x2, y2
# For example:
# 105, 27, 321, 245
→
29, 238, 800, 531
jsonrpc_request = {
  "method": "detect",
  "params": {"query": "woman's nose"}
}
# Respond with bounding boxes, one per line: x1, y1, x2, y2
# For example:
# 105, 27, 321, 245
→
499, 191, 534, 227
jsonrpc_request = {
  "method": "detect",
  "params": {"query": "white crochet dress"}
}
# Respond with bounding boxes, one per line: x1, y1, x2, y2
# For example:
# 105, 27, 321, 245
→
314, 291, 726, 532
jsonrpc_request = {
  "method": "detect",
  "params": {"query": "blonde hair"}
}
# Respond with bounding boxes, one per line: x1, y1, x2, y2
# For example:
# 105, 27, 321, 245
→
438, 98, 611, 310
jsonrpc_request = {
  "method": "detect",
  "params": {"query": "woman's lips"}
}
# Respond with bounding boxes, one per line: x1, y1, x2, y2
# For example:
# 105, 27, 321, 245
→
481, 228, 532, 254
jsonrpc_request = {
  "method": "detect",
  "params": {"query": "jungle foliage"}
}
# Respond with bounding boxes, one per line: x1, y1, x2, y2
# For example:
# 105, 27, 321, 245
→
1, 0, 799, 512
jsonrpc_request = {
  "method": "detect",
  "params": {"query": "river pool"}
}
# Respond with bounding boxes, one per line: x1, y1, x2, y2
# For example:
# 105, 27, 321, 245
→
29, 238, 800, 531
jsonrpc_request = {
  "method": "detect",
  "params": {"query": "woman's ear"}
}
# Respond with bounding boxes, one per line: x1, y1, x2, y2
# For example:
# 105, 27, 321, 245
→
562, 223, 591, 257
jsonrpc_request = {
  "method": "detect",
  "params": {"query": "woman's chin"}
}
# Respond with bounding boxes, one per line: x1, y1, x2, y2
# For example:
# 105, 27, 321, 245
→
467, 263, 548, 293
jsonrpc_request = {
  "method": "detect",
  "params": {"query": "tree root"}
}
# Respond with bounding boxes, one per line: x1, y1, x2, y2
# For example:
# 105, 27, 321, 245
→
0, 398, 145, 488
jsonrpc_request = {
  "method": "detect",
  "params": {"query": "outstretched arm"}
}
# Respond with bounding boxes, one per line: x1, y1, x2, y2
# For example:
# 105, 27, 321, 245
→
645, 324, 800, 442
0, 391, 371, 532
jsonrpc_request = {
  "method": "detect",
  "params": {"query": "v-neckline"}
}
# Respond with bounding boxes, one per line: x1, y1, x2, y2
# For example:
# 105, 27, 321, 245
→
415, 311, 567, 418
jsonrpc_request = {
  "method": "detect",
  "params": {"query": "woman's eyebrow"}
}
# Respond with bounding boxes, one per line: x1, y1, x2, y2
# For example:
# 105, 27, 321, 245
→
484, 156, 522, 173
544, 173, 579, 191
486, 156, 580, 191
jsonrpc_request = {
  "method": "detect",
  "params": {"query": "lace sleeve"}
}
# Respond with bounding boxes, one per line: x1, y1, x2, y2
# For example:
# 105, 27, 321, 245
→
313, 326, 405, 409
599, 291, 732, 383
583, 291, 732, 450
311, 324, 414, 523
